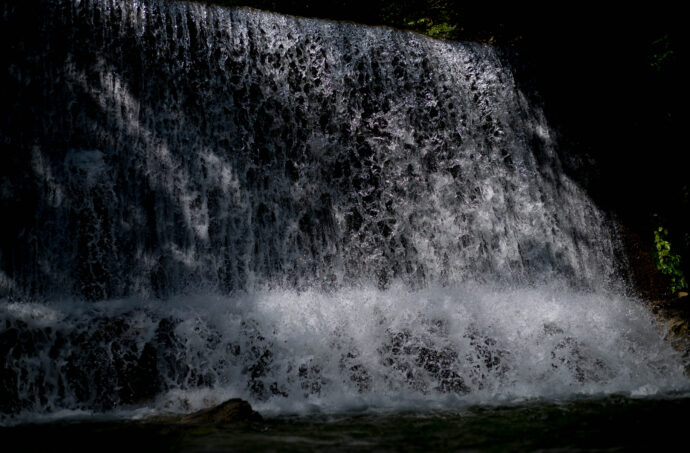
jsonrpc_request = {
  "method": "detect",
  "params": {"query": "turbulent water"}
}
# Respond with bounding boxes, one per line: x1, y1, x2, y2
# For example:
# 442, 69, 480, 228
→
0, 0, 687, 421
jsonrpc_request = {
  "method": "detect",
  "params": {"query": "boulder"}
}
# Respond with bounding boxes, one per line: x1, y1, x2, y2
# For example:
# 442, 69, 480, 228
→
177, 398, 262, 425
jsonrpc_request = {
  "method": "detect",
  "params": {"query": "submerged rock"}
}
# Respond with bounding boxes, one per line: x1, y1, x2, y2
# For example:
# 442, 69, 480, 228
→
177, 398, 262, 425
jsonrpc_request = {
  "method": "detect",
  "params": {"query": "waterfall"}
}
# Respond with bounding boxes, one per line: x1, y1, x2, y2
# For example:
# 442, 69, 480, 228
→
0, 0, 686, 420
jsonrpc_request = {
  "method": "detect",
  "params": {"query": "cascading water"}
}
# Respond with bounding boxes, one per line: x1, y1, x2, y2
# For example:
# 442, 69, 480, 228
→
0, 0, 687, 421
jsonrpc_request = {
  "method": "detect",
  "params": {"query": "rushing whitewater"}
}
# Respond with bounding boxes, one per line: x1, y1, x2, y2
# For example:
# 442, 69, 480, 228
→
0, 0, 686, 419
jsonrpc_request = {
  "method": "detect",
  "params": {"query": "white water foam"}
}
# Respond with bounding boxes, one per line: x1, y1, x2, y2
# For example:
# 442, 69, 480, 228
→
2, 285, 687, 422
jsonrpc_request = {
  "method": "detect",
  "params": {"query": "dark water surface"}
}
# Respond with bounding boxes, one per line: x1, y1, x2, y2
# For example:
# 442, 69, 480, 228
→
3, 396, 689, 452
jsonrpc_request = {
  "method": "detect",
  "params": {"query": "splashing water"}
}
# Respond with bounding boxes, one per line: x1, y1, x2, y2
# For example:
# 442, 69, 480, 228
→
0, 0, 687, 420
1, 286, 687, 420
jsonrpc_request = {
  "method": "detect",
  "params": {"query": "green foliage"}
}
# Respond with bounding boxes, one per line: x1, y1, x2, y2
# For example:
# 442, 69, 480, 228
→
406, 17, 429, 27
650, 34, 675, 72
398, 16, 456, 38
652, 216, 687, 294
427, 22, 456, 38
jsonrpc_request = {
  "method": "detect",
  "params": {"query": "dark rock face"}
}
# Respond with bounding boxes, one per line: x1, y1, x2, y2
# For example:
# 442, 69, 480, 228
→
652, 293, 690, 372
617, 223, 671, 300
178, 398, 262, 425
